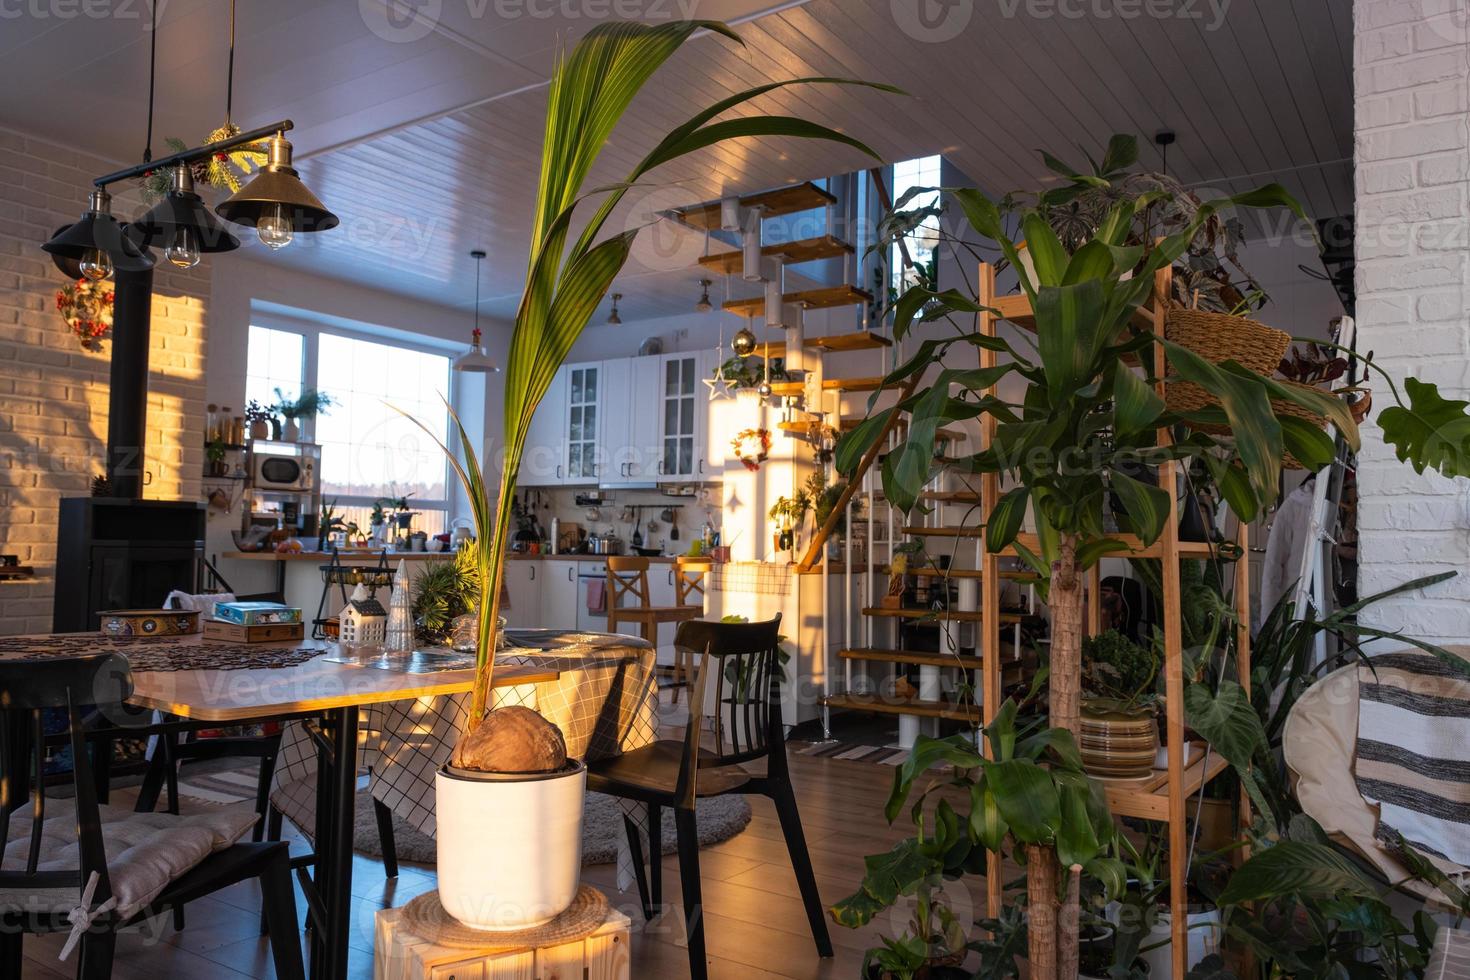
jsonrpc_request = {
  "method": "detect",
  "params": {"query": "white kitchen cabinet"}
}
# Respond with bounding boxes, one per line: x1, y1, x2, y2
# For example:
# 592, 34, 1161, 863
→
502, 560, 538, 628
521, 367, 567, 486
540, 560, 580, 629
563, 363, 601, 484
656, 352, 707, 482
599, 355, 661, 485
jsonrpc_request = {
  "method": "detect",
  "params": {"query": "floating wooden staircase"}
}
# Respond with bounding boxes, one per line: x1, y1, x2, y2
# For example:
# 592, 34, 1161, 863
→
698, 234, 854, 274
822, 692, 981, 723
723, 283, 872, 317
672, 181, 836, 231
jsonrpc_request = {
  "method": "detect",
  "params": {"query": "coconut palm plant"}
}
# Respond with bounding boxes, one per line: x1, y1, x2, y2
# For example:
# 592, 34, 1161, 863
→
404, 20, 895, 730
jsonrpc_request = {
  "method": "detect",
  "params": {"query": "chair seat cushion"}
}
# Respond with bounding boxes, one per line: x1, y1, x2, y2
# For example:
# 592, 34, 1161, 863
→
587, 740, 752, 797
1, 800, 259, 920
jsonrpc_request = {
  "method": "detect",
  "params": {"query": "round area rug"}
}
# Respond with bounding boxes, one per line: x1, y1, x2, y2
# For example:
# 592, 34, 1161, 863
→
353, 790, 751, 866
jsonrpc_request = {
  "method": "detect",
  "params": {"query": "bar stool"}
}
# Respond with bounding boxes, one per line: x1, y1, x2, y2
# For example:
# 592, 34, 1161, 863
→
606, 556, 703, 699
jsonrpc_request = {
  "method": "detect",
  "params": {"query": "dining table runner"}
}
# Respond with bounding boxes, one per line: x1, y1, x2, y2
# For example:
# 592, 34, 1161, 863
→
0, 634, 322, 671
271, 629, 659, 889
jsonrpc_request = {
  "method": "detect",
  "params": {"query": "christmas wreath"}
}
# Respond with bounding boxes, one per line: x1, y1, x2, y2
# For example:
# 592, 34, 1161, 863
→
56, 279, 114, 352
731, 427, 772, 472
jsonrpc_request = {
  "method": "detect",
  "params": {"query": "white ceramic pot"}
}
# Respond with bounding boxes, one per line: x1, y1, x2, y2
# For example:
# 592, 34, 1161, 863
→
435, 761, 586, 931
283, 418, 300, 441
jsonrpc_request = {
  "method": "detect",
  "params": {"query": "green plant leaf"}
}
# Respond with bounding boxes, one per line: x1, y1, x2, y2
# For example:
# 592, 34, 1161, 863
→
1099, 133, 1139, 173
1377, 376, 1470, 479
1020, 213, 1067, 286
969, 779, 1009, 853
1218, 841, 1379, 905
1054, 782, 1102, 869
1278, 415, 1336, 471
1112, 363, 1164, 437
1075, 536, 1130, 569
1184, 680, 1265, 770
986, 487, 1029, 553
1162, 339, 1282, 503
1034, 279, 1107, 404
1109, 469, 1170, 544
885, 734, 985, 823
983, 759, 1060, 844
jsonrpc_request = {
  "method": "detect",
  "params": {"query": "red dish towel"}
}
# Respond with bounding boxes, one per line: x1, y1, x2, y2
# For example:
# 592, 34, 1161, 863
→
585, 578, 606, 614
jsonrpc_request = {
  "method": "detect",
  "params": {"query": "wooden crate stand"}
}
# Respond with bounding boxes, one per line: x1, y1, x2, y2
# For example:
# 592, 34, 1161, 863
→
375, 905, 631, 980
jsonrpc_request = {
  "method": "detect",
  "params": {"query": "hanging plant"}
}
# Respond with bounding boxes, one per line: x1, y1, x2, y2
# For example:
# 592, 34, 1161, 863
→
731, 427, 771, 471
139, 124, 267, 202
55, 279, 114, 352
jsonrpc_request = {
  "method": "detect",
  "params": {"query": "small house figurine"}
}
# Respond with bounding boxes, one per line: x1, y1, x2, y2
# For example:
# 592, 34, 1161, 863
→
340, 582, 387, 648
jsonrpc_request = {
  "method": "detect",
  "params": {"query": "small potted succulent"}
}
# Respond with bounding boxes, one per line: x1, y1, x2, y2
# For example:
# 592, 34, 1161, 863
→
1078, 629, 1160, 779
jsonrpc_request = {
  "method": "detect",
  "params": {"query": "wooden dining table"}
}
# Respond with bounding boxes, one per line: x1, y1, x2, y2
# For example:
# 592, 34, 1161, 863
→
0, 634, 558, 980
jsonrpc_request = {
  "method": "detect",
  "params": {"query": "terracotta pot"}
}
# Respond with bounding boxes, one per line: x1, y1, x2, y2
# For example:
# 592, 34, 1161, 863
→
249, 420, 270, 440
1079, 698, 1158, 779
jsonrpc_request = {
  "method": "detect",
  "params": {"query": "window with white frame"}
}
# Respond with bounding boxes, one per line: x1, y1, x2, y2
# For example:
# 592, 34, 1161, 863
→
244, 322, 455, 538
245, 325, 304, 413
890, 155, 943, 293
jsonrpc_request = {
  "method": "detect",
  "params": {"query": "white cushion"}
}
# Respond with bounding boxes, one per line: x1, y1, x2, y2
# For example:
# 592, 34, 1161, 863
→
1, 800, 259, 920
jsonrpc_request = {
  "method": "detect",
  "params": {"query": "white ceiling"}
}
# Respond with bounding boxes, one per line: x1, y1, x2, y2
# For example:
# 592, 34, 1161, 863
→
0, 0, 1353, 324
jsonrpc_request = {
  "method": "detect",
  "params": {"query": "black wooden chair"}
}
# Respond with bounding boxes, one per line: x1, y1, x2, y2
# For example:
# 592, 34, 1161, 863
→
0, 653, 304, 979
587, 615, 831, 980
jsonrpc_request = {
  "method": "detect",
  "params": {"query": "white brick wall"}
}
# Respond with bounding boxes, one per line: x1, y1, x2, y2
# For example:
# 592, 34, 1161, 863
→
1354, 0, 1470, 642
0, 127, 211, 634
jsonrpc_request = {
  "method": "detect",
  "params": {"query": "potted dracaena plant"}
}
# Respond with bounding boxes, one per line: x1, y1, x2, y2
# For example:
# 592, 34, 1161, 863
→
830, 135, 1470, 977
396, 20, 895, 931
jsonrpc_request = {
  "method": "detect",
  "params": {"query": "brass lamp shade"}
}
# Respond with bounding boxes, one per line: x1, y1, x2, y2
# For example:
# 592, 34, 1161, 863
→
215, 134, 338, 233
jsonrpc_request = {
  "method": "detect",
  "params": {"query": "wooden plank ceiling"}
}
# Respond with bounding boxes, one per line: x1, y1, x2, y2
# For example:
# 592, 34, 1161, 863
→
0, 0, 1352, 324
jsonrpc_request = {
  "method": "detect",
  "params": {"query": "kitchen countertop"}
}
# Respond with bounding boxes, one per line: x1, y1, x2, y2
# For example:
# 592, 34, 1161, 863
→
222, 550, 685, 563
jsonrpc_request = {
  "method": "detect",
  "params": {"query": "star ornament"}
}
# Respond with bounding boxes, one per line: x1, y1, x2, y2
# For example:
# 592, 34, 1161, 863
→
704, 370, 736, 401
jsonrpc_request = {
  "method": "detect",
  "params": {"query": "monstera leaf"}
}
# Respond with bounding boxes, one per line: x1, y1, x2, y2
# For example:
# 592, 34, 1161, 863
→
1377, 376, 1470, 479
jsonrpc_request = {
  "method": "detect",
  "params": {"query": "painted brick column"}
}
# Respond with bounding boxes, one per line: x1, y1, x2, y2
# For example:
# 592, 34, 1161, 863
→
1354, 0, 1470, 641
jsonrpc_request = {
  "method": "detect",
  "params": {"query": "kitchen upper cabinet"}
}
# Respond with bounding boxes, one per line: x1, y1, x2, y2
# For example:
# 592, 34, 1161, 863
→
600, 356, 660, 485
521, 367, 567, 485
657, 352, 707, 482
564, 363, 601, 484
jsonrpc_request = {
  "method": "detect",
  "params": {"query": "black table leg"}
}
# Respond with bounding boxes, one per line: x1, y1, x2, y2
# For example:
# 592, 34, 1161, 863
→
308, 706, 359, 980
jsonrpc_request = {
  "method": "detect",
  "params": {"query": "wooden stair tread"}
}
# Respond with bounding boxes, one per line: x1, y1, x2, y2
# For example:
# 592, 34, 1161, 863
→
698, 235, 853, 274
822, 376, 897, 393
873, 565, 1042, 584
724, 284, 873, 316
766, 380, 805, 396
862, 606, 1023, 623
803, 332, 892, 352
919, 490, 984, 503
901, 525, 982, 538
674, 182, 837, 231
824, 692, 980, 722
838, 419, 963, 441
840, 648, 985, 670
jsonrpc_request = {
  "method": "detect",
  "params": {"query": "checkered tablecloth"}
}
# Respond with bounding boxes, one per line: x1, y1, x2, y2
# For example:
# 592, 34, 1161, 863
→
271, 629, 659, 889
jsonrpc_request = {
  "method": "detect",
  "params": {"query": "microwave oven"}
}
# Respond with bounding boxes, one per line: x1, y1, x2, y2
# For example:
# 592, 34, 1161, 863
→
250, 452, 315, 492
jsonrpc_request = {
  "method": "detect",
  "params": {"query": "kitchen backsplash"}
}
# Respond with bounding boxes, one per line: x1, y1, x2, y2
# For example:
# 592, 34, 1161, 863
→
514, 483, 723, 556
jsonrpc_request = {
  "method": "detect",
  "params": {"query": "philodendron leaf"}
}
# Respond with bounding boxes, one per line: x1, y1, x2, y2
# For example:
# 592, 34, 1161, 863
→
1377, 376, 1470, 479
1184, 680, 1265, 770
1184, 954, 1236, 980
1218, 841, 1379, 905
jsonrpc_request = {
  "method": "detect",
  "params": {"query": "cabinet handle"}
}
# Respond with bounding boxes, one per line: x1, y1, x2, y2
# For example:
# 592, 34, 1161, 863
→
568, 566, 574, 582
556, 465, 563, 480
698, 459, 705, 475
529, 565, 536, 580
668, 570, 674, 586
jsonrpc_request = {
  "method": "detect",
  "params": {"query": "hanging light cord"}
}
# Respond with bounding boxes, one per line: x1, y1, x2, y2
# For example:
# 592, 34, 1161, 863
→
226, 0, 236, 125
473, 257, 482, 333
143, 0, 157, 161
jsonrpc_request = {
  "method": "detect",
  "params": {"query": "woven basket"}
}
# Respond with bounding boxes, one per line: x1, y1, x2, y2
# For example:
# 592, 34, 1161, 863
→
1164, 306, 1291, 429
1272, 380, 1330, 470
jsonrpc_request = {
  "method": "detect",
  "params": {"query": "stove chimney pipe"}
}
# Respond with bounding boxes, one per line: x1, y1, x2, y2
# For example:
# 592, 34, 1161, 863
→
106, 266, 153, 498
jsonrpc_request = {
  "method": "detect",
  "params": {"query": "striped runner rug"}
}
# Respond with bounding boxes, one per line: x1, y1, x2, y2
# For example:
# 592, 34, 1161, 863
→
1354, 649, 1470, 866
791, 740, 914, 766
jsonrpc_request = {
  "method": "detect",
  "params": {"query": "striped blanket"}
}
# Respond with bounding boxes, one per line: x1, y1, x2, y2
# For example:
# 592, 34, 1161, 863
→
1355, 650, 1470, 866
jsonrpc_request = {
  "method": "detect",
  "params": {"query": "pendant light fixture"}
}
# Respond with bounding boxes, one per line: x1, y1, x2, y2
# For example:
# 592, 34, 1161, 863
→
607, 293, 623, 325
43, 189, 154, 279
213, 0, 336, 248
137, 163, 241, 267
453, 250, 499, 374
695, 279, 713, 313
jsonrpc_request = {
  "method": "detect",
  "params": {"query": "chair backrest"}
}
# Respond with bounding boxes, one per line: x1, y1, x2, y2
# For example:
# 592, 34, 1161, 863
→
0, 654, 134, 911
607, 556, 651, 610
674, 557, 711, 606
673, 616, 785, 776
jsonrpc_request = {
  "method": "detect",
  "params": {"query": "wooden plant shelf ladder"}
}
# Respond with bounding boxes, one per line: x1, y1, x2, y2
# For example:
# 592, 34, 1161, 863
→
968, 261, 1252, 979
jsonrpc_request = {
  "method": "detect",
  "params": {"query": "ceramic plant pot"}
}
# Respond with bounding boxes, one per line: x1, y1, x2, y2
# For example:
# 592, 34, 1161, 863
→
435, 760, 586, 930
1079, 698, 1159, 779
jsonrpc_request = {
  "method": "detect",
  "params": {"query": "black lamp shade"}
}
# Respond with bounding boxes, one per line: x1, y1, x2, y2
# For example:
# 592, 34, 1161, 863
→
216, 167, 338, 232
43, 215, 154, 274
138, 189, 241, 253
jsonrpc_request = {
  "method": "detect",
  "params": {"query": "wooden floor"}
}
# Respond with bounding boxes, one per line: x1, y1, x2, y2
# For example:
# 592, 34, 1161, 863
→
16, 707, 984, 979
